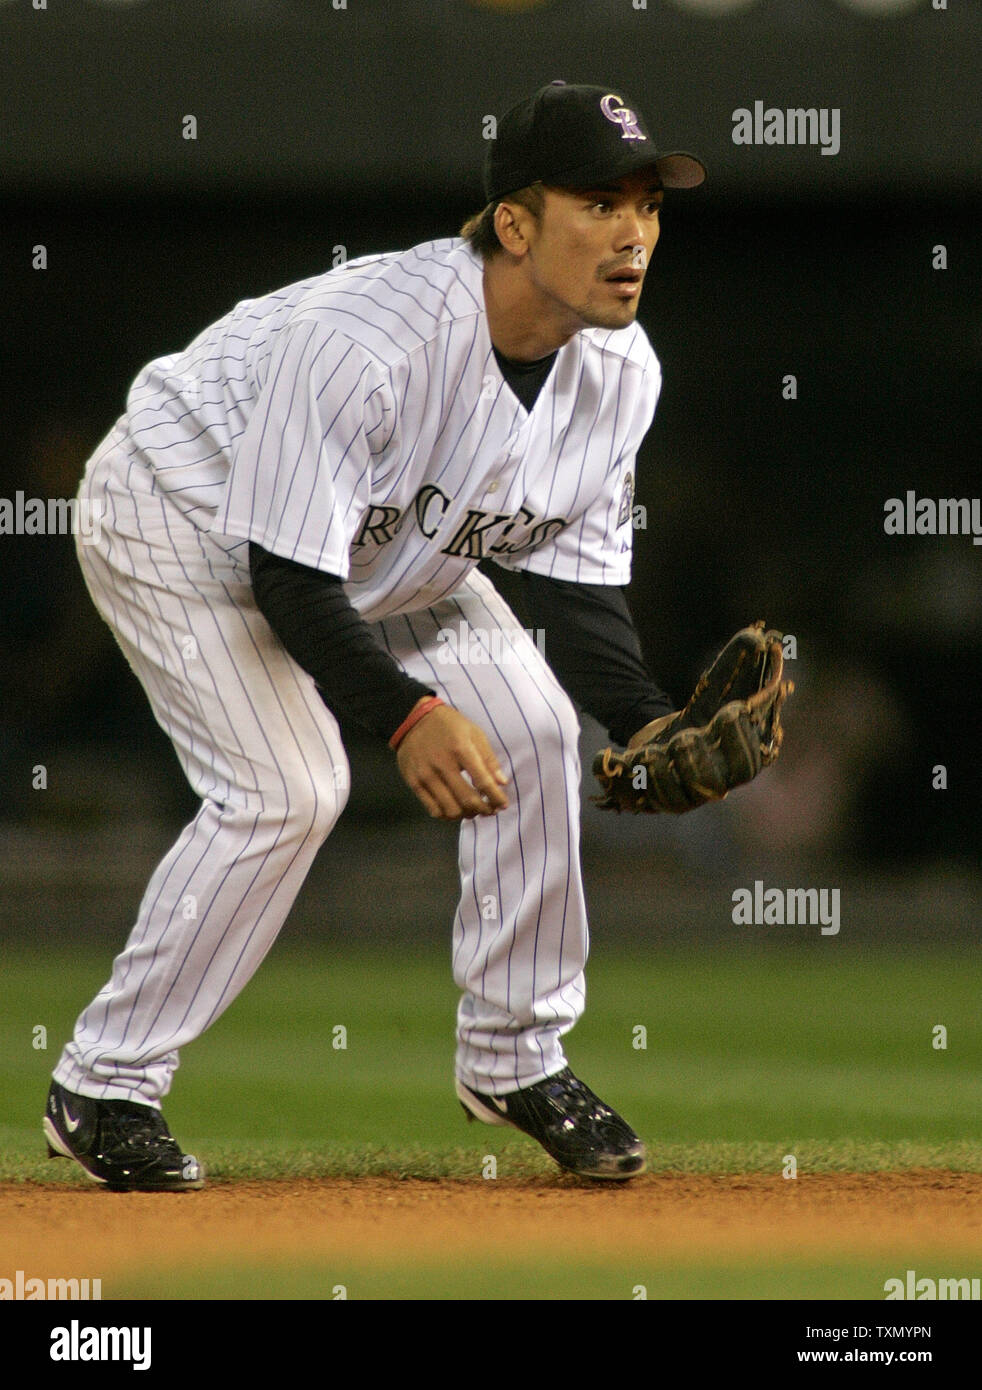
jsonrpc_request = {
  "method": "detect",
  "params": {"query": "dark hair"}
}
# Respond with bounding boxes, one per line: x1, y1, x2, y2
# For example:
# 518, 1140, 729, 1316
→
459, 184, 546, 260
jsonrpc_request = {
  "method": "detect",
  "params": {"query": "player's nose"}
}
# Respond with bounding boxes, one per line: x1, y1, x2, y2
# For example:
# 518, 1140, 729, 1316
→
614, 222, 651, 260
632, 220, 660, 260
616, 205, 646, 239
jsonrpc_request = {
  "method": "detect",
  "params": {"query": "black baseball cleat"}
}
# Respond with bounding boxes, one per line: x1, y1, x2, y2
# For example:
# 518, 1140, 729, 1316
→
43, 1080, 204, 1192
456, 1067, 646, 1180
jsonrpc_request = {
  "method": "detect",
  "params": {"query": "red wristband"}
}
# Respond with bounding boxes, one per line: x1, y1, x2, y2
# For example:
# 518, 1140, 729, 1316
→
388, 696, 445, 751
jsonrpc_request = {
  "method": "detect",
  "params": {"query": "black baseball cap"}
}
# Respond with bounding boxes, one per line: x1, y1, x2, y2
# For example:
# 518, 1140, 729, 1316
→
484, 80, 706, 203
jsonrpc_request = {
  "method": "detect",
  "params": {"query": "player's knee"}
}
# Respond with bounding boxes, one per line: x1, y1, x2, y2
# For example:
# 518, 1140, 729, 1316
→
278, 758, 349, 842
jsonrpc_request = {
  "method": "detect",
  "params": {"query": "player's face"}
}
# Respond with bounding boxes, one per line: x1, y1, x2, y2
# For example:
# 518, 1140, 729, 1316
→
526, 173, 663, 332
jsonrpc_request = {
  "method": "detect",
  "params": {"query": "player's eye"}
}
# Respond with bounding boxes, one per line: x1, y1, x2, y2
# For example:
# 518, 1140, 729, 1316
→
589, 201, 613, 215
644, 201, 663, 215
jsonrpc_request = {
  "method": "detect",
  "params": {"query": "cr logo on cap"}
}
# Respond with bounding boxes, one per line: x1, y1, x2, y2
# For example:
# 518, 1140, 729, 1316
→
600, 94, 647, 143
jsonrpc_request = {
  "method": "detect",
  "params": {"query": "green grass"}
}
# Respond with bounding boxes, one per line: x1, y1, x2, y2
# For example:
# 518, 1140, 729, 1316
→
107, 1254, 959, 1302
2, 941, 980, 1182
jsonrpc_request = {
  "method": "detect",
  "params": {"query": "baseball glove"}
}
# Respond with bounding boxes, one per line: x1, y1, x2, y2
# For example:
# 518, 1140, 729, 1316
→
592, 621, 793, 814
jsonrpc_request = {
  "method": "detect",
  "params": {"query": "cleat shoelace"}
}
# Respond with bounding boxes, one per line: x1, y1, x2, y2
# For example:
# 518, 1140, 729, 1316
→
97, 1105, 181, 1162
535, 1075, 629, 1143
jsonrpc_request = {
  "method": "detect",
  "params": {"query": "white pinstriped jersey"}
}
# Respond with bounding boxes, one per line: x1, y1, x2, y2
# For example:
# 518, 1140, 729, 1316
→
122, 238, 662, 623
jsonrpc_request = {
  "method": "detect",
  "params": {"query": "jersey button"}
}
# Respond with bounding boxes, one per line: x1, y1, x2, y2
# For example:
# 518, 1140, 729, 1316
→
486, 480, 500, 494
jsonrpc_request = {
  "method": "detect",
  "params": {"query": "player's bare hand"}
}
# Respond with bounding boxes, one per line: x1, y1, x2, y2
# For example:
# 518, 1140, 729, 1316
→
396, 702, 509, 820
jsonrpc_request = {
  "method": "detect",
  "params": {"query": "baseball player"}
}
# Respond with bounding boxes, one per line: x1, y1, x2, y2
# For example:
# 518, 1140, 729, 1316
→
43, 81, 706, 1188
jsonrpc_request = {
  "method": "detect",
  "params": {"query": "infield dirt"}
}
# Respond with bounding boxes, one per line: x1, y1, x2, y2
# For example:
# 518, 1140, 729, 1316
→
3, 1171, 981, 1298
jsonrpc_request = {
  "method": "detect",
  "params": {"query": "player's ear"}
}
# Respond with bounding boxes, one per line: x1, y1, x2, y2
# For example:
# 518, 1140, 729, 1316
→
493, 200, 533, 259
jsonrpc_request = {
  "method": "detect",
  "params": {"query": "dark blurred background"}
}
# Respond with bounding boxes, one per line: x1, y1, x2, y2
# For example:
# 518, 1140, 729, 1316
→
2, 0, 980, 941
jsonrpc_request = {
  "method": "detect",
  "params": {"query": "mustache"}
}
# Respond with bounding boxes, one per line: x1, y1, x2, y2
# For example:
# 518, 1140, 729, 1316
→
598, 251, 647, 279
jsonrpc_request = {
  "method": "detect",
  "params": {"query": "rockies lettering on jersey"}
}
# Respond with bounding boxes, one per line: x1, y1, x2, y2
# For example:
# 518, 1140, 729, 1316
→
351, 489, 567, 559
121, 238, 662, 620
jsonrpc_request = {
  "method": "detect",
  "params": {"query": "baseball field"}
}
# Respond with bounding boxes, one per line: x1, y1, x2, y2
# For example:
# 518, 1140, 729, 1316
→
2, 940, 980, 1301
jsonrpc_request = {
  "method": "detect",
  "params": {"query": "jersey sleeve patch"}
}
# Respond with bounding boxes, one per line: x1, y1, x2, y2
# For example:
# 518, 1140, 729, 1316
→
616, 470, 635, 529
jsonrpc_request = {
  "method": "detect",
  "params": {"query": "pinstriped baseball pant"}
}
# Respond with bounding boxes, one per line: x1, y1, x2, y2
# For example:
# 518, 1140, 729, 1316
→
54, 439, 588, 1105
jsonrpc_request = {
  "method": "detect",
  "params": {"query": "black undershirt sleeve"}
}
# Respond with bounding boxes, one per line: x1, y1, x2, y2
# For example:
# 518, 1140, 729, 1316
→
517, 570, 676, 747
249, 543, 673, 748
248, 542, 434, 743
